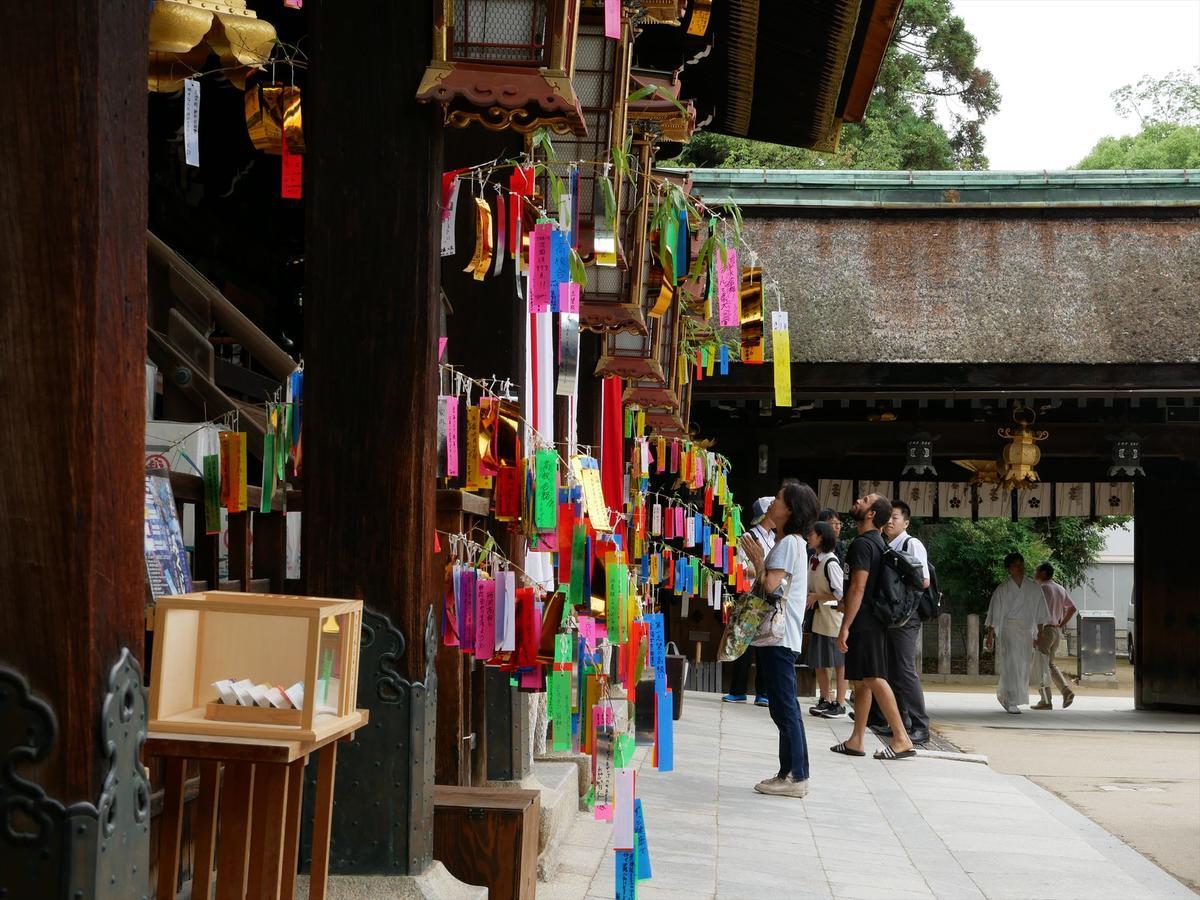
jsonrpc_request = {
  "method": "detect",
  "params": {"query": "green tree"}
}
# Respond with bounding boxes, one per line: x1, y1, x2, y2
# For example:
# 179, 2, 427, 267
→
1111, 67, 1200, 127
923, 516, 1128, 617
668, 0, 999, 171
925, 519, 1047, 618
1075, 67, 1200, 169
1075, 123, 1200, 170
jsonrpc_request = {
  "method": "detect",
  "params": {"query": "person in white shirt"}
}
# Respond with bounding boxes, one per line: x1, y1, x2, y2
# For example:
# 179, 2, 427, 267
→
1033, 563, 1077, 709
805, 522, 847, 718
723, 496, 776, 706
985, 552, 1054, 714
868, 501, 930, 742
738, 480, 819, 798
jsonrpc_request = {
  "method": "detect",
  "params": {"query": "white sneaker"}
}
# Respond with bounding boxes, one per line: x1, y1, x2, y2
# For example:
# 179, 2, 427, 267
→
755, 775, 809, 798
1004, 704, 1021, 714
753, 775, 784, 792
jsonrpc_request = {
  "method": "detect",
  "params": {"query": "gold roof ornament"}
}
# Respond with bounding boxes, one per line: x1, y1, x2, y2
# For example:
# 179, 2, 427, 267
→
955, 405, 1049, 493
148, 0, 277, 93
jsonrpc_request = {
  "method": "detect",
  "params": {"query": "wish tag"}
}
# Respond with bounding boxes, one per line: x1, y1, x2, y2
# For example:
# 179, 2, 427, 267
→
183, 78, 200, 167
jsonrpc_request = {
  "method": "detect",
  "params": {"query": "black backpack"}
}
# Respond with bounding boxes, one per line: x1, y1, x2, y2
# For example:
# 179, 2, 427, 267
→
868, 532, 924, 628
903, 537, 942, 622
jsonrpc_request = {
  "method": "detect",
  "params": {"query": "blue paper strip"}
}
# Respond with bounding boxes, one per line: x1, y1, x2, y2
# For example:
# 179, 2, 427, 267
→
719, 344, 729, 376
634, 799, 652, 880
656, 683, 674, 772
616, 848, 638, 899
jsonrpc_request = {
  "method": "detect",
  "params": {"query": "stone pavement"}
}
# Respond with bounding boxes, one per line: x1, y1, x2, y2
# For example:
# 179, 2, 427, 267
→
923, 689, 1200, 734
541, 692, 1196, 900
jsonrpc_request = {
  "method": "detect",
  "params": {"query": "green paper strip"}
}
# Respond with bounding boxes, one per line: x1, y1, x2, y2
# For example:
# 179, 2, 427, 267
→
276, 403, 287, 482
202, 454, 221, 535
534, 449, 558, 531
614, 732, 635, 768
260, 432, 276, 513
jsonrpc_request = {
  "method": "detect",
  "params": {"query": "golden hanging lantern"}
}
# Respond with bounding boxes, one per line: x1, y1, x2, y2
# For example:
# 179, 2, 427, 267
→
996, 406, 1048, 491
245, 84, 304, 154
954, 405, 1049, 492
148, 0, 276, 93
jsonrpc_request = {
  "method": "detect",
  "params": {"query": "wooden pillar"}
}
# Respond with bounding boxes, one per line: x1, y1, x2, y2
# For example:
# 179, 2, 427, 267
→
301, 0, 442, 879
1134, 476, 1200, 710
966, 614, 980, 676
937, 614, 951, 676
0, 0, 146, 812
304, 0, 441, 680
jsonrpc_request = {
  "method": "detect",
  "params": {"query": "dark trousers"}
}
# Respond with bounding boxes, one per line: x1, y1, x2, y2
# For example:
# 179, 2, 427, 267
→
727, 645, 766, 698
866, 618, 929, 733
759, 645, 809, 780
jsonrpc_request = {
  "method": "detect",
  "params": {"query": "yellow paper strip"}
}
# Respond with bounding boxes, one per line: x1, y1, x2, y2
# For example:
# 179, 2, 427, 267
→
771, 310, 791, 407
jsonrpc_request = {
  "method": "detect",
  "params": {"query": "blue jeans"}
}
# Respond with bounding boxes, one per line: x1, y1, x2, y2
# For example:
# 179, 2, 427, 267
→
758, 645, 809, 781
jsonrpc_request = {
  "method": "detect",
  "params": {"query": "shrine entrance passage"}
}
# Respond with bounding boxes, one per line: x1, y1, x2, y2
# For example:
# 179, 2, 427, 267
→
684, 170, 1200, 711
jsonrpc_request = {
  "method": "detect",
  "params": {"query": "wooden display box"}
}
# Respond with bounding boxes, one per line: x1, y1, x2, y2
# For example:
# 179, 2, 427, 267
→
149, 591, 365, 742
433, 786, 539, 900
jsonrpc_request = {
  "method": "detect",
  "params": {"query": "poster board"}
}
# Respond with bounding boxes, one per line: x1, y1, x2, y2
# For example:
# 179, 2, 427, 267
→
144, 469, 193, 600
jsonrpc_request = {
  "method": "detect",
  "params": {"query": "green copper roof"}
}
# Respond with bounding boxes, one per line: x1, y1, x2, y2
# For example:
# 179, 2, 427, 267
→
664, 169, 1200, 209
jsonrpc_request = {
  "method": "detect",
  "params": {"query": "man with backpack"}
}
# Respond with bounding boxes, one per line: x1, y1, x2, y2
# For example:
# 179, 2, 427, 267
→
829, 493, 917, 761
866, 501, 932, 744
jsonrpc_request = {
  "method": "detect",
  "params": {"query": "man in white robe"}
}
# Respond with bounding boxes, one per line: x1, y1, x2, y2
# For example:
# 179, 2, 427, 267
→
985, 552, 1053, 714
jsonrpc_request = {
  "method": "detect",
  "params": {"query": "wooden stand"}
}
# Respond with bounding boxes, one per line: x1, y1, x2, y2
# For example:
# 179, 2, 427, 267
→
433, 786, 539, 900
148, 714, 367, 900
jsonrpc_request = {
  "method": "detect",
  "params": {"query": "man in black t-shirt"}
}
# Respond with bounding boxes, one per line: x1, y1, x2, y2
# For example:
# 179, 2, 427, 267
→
829, 493, 916, 761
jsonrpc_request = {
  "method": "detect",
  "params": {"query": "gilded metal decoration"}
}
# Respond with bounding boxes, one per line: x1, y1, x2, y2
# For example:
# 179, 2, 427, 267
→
148, 0, 277, 93
245, 84, 304, 155
738, 267, 764, 364
0, 649, 149, 900
954, 405, 1049, 492
901, 431, 939, 476
300, 607, 438, 875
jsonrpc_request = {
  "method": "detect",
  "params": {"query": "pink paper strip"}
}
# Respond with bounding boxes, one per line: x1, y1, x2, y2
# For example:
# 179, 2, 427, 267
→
559, 281, 580, 314
717, 246, 740, 326
604, 0, 621, 38
444, 396, 459, 477
475, 578, 496, 660
579, 615, 596, 653
529, 222, 552, 313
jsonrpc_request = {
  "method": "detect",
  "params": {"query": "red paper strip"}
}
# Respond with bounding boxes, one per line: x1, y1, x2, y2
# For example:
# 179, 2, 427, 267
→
281, 131, 302, 199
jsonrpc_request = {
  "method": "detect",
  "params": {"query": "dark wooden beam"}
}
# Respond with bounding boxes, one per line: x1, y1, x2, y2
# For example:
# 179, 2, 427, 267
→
694, 362, 1200, 400
0, 0, 146, 803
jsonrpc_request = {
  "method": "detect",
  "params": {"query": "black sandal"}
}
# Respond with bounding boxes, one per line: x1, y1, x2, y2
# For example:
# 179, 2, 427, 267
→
830, 742, 866, 757
874, 745, 917, 760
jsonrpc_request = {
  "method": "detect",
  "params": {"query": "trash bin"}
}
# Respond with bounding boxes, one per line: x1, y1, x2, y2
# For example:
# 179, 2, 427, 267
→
1077, 610, 1116, 678
665, 642, 689, 720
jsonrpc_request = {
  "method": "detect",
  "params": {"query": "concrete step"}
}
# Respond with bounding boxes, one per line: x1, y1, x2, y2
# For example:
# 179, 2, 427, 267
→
529, 760, 581, 882
294, 862, 487, 899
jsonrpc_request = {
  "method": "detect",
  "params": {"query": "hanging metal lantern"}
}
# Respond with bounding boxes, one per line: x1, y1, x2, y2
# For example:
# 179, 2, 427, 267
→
1107, 431, 1145, 477
901, 431, 939, 476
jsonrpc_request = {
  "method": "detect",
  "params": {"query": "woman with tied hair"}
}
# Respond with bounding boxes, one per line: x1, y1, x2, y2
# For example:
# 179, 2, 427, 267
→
738, 480, 819, 798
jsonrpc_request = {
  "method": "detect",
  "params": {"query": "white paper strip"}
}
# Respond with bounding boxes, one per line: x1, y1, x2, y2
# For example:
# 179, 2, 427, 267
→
817, 479, 852, 512
1094, 481, 1134, 516
1017, 483, 1049, 518
897, 481, 935, 518
976, 484, 1011, 519
440, 179, 461, 257
1055, 482, 1090, 517
183, 78, 201, 168
614, 768, 636, 850
936, 482, 970, 518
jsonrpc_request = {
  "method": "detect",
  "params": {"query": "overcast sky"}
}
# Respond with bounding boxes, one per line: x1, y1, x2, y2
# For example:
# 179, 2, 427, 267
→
951, 0, 1200, 170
